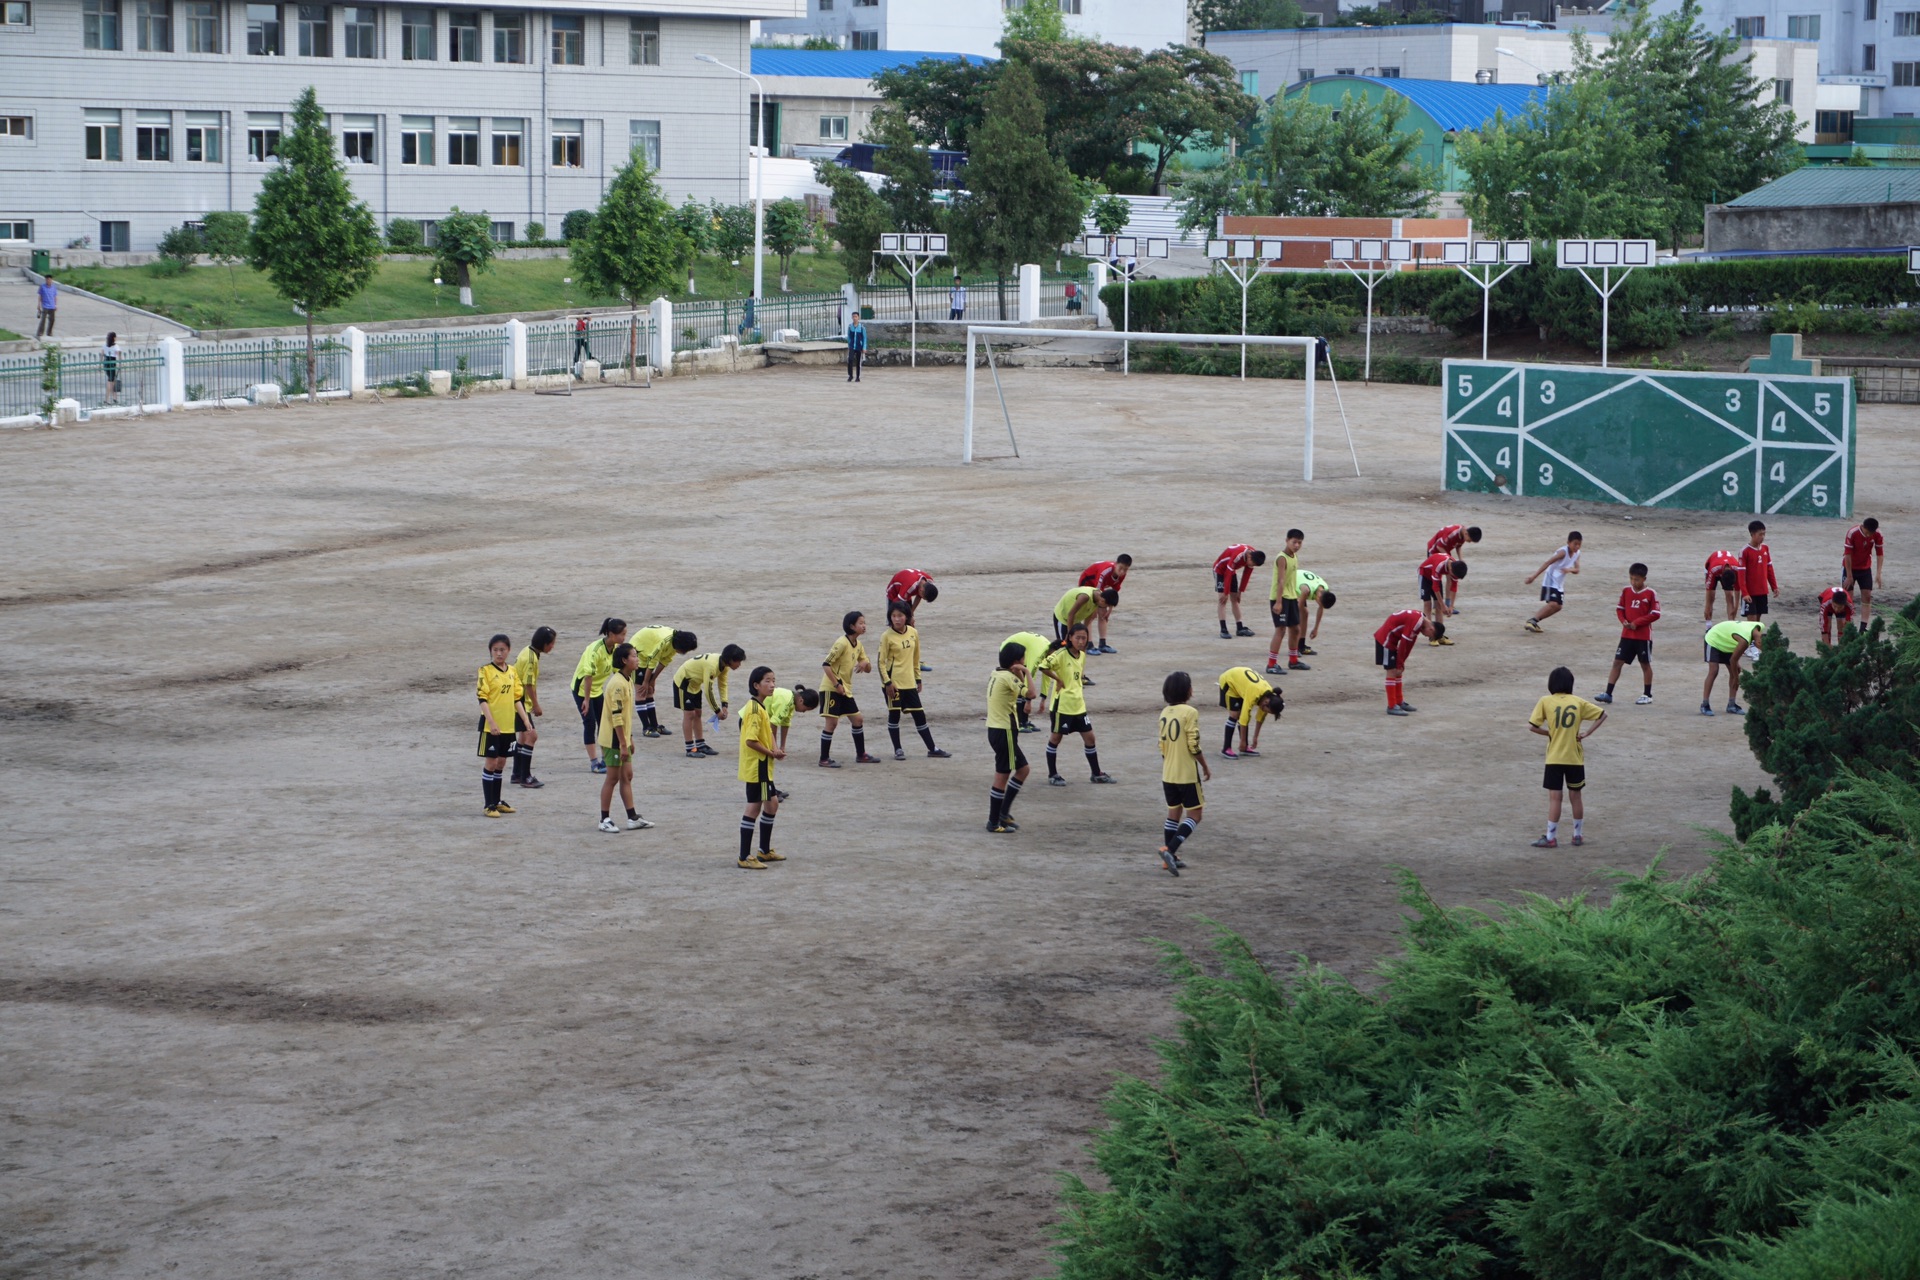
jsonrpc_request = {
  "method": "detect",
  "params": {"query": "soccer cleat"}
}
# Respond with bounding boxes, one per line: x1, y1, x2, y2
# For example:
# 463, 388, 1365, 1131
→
492, 801, 516, 814
1219, 626, 1232, 639
1049, 775, 1068, 787
1594, 692, 1614, 704
590, 760, 608, 774
1298, 643, 1316, 656
1523, 619, 1544, 633
926, 748, 951, 758
1090, 773, 1116, 783
1097, 642, 1117, 655
1636, 694, 1654, 705
1082, 676, 1097, 687
1018, 721, 1040, 733
1289, 660, 1312, 670
1531, 836, 1557, 848
919, 663, 932, 672
625, 815, 654, 830
1158, 847, 1181, 877
1726, 701, 1745, 715
513, 776, 545, 788
1700, 703, 1715, 716
1571, 835, 1584, 847
1238, 749, 1259, 757
1433, 636, 1454, 646
1235, 623, 1257, 637
986, 822, 1014, 834
772, 788, 791, 800
737, 856, 769, 870
597, 817, 618, 833
894, 748, 907, 760
1387, 705, 1411, 716
1265, 662, 1282, 674
697, 743, 719, 757
819, 758, 842, 768
756, 848, 786, 862
1221, 748, 1239, 759
1401, 703, 1419, 712
1001, 818, 1019, 832
485, 806, 503, 818
855, 753, 883, 764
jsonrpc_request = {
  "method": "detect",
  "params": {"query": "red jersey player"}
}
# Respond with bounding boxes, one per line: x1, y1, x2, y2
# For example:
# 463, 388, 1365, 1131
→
1703, 549, 1745, 622
1426, 524, 1482, 612
1213, 544, 1266, 639
1374, 607, 1441, 716
1417, 549, 1467, 640
1739, 521, 1779, 622
1597, 563, 1660, 705
1842, 517, 1884, 628
1077, 554, 1132, 653
885, 569, 938, 622
1819, 586, 1854, 644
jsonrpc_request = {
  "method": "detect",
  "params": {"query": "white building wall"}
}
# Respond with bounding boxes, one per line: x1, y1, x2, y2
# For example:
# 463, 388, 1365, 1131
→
1647, 0, 1916, 117
0, 0, 798, 251
760, 0, 1188, 56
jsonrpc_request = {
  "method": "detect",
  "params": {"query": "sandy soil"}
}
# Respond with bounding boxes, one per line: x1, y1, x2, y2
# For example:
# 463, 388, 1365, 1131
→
3, 365, 1913, 1279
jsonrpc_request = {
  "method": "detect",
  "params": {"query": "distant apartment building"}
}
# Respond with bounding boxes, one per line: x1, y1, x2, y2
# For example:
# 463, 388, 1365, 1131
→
757, 0, 1189, 58
0, 0, 801, 253
751, 47, 983, 157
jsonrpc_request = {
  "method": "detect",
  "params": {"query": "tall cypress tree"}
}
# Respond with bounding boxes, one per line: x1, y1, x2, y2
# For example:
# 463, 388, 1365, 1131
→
950, 61, 1083, 315
572, 153, 692, 376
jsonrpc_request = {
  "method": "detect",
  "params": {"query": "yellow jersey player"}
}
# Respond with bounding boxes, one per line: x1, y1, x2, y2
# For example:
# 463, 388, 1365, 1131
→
1266, 529, 1306, 675
986, 641, 1031, 833
1527, 666, 1606, 848
571, 618, 626, 773
510, 625, 556, 788
1038, 623, 1113, 785
764, 682, 820, 802
596, 643, 653, 833
1293, 570, 1336, 656
477, 633, 525, 818
820, 610, 879, 767
1217, 665, 1284, 759
1157, 671, 1209, 877
879, 602, 950, 760
1001, 630, 1054, 731
736, 665, 787, 869
1053, 584, 1119, 643
673, 643, 746, 757
629, 625, 698, 738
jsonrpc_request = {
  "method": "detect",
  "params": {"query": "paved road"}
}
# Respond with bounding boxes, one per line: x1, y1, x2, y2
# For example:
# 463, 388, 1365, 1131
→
1, 270, 192, 345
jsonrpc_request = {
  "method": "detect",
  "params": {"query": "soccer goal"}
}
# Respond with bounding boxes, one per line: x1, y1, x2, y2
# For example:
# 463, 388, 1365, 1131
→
960, 326, 1359, 480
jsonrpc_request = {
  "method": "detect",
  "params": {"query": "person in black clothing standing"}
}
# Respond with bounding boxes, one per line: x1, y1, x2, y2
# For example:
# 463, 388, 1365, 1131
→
846, 314, 867, 382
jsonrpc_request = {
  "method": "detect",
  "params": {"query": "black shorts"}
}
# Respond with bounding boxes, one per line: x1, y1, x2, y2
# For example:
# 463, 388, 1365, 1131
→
887, 685, 923, 713
1742, 594, 1769, 618
1851, 568, 1874, 592
1272, 597, 1301, 627
1543, 763, 1586, 791
1705, 643, 1735, 665
1220, 692, 1245, 722
478, 730, 516, 759
987, 726, 1027, 775
514, 711, 529, 732
578, 693, 603, 742
825, 690, 859, 718
1213, 571, 1236, 595
745, 761, 773, 803
1053, 617, 1072, 642
1051, 708, 1092, 737
1614, 637, 1652, 665
1375, 640, 1400, 671
672, 683, 703, 711
1162, 780, 1203, 810
1419, 576, 1440, 603
1539, 586, 1565, 605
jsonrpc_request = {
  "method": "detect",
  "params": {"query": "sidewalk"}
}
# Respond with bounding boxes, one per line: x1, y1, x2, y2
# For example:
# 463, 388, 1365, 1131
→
0, 270, 190, 346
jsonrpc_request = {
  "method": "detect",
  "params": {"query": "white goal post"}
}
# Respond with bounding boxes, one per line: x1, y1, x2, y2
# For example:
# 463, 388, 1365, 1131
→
961, 326, 1347, 481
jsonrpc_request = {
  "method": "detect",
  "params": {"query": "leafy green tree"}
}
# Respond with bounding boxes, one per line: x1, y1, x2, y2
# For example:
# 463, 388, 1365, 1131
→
812, 158, 891, 282
951, 60, 1083, 312
868, 107, 949, 238
670, 198, 714, 293
1004, 37, 1139, 179
1256, 91, 1437, 216
1090, 193, 1133, 236
156, 223, 205, 269
1191, 0, 1304, 34
200, 211, 252, 302
870, 56, 995, 152
1121, 45, 1260, 192
560, 209, 594, 241
383, 216, 423, 252
430, 207, 496, 307
707, 200, 755, 264
1000, 0, 1066, 45
1172, 156, 1261, 232
763, 198, 814, 292
572, 154, 692, 373
247, 86, 382, 400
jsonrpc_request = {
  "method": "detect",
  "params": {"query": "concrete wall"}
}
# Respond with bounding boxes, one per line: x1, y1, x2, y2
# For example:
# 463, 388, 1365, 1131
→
1703, 200, 1920, 252
0, 0, 797, 251
760, 75, 880, 153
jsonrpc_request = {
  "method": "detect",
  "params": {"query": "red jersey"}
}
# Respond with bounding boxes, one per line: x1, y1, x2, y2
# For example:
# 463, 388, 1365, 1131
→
1214, 545, 1255, 592
1418, 551, 1454, 592
1079, 561, 1124, 592
1844, 525, 1883, 570
1704, 550, 1745, 594
1427, 524, 1466, 556
1374, 608, 1424, 660
886, 569, 932, 603
1616, 586, 1661, 640
1740, 543, 1778, 596
1821, 586, 1854, 623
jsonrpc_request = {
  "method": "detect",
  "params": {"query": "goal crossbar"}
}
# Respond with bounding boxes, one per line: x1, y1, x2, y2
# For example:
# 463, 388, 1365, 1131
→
962, 327, 1321, 478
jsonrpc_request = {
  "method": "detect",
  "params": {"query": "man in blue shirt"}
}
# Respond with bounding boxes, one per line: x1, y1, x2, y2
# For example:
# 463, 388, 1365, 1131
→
845, 314, 867, 383
35, 275, 58, 338
948, 278, 966, 321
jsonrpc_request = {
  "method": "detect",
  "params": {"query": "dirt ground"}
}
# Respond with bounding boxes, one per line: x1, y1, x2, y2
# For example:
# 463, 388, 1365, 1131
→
3, 364, 1914, 1279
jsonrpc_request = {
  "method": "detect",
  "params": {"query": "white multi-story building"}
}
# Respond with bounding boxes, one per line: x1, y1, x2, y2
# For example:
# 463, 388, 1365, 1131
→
0, 0, 800, 253
757, 0, 1189, 58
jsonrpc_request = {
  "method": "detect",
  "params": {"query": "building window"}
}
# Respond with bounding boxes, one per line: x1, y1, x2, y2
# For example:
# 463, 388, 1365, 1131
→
400, 6, 431, 57
850, 28, 876, 48
1299, 67, 1316, 82
1866, 0, 1878, 19
818, 0, 829, 8
400, 114, 433, 163
628, 14, 656, 63
247, 111, 282, 159
447, 116, 479, 164
247, 2, 281, 52
3, 2, 30, 24
490, 118, 522, 165
1334, 65, 1354, 74
628, 117, 659, 168
1376, 64, 1401, 77
1733, 15, 1764, 36
1898, 11, 1920, 34
1239, 69, 1259, 94
490, 220, 513, 242
1865, 42, 1877, 69
184, 110, 220, 160
0, 221, 32, 240
185, 0, 216, 48
550, 12, 580, 62
340, 112, 375, 161
1895, 60, 1920, 85
136, 0, 170, 49
852, 0, 874, 5
448, 8, 477, 59
343, 5, 374, 54
818, 113, 847, 140
85, 108, 122, 160
1815, 108, 1855, 140
1786, 13, 1819, 37
1, 115, 32, 138
84, 0, 121, 48
418, 218, 437, 245
297, 4, 329, 54
1058, 0, 1079, 11
1774, 78, 1792, 102
99, 221, 130, 252
492, 10, 522, 61
550, 117, 582, 166
135, 110, 171, 160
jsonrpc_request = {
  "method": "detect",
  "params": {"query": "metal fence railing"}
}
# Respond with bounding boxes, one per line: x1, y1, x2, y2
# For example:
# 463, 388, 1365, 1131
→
526, 314, 652, 375
0, 345, 167, 416
856, 273, 1069, 324
670, 291, 847, 350
365, 326, 509, 389
181, 336, 347, 401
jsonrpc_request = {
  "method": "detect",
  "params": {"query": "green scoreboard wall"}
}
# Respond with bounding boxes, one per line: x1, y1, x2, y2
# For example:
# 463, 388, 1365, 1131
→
1442, 360, 1856, 518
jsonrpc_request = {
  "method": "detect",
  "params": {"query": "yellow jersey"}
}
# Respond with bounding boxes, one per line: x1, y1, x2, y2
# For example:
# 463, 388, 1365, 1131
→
631, 625, 679, 672
766, 687, 798, 727
1037, 645, 1086, 716
1053, 586, 1099, 627
1296, 569, 1328, 602
512, 646, 540, 698
1270, 551, 1299, 602
738, 697, 775, 781
1002, 632, 1051, 673
1530, 693, 1604, 766
598, 671, 634, 750
674, 652, 729, 705
1218, 666, 1276, 726
987, 669, 1023, 731
476, 662, 523, 733
1159, 704, 1202, 784
571, 639, 616, 698
877, 626, 921, 689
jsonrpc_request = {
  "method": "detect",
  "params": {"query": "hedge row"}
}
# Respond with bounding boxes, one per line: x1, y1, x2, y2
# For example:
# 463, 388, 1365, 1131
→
1103, 255, 1917, 354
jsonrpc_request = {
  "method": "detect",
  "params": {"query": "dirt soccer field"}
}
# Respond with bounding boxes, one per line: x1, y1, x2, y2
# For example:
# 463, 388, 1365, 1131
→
3, 363, 1913, 1278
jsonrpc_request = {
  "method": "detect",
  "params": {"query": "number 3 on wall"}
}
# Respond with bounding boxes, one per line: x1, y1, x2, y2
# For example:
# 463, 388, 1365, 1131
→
1538, 462, 1554, 487
1723, 471, 1740, 496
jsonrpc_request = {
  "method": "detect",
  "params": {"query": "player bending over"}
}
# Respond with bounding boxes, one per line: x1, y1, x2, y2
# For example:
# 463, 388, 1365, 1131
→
1597, 563, 1659, 705
1700, 620, 1765, 717
1418, 549, 1467, 642
1703, 549, 1745, 622
1039, 623, 1113, 785
1217, 665, 1284, 758
630, 625, 699, 738
510, 626, 556, 788
1002, 630, 1054, 731
674, 643, 746, 757
1427, 523, 1482, 613
1213, 544, 1266, 639
1524, 532, 1582, 632
1527, 665, 1606, 849
1820, 585, 1854, 645
1375, 608, 1440, 716
1293, 570, 1335, 657
1156, 670, 1210, 878
1078, 556, 1131, 653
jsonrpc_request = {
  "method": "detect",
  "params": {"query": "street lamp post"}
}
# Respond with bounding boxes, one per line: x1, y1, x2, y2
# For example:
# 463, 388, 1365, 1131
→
1495, 46, 1549, 84
695, 53, 765, 307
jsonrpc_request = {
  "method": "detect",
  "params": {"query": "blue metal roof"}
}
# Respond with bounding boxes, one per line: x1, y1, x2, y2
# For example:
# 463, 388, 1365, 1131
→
749, 49, 991, 78
1294, 76, 1546, 130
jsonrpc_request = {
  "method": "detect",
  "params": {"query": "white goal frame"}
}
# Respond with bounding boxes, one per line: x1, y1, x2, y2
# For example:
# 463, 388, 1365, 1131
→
962, 326, 1337, 479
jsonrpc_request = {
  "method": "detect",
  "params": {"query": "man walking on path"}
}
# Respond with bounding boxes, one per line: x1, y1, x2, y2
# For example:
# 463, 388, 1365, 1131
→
35, 275, 57, 337
948, 277, 966, 322
846, 314, 867, 382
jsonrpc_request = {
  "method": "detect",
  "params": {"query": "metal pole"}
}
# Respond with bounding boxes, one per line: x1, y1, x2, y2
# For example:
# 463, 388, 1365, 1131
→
1364, 274, 1376, 382
752, 75, 764, 309
909, 259, 917, 370
962, 327, 975, 463
1122, 269, 1131, 376
1239, 265, 1249, 381
1302, 336, 1316, 483
1600, 265, 1610, 369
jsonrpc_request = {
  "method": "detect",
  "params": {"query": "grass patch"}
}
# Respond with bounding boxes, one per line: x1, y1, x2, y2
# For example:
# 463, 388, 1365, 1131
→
0, 328, 24, 342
